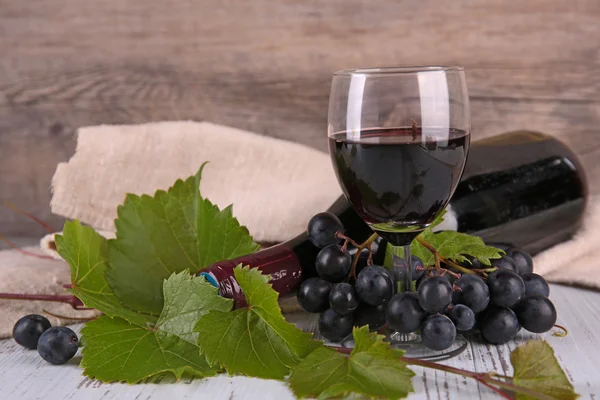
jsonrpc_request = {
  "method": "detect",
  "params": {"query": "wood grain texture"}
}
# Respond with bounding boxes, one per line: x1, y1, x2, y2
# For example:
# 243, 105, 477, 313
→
1, 0, 600, 235
0, 284, 598, 399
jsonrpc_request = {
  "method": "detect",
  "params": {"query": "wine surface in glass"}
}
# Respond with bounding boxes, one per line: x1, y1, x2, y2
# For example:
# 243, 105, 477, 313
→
329, 127, 470, 245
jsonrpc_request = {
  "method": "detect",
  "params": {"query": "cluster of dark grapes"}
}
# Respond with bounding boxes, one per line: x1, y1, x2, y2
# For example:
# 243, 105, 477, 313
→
298, 212, 392, 342
12, 314, 79, 364
298, 212, 557, 350
454, 248, 557, 346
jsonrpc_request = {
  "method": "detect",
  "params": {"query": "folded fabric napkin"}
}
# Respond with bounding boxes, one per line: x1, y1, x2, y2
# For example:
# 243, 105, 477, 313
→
0, 121, 597, 338
51, 121, 341, 244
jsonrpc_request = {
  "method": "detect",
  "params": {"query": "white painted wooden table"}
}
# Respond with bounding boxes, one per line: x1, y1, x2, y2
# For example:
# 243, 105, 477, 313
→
1, 284, 599, 400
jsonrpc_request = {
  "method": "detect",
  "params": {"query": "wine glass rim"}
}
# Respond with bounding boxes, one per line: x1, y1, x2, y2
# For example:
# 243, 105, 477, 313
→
333, 66, 464, 76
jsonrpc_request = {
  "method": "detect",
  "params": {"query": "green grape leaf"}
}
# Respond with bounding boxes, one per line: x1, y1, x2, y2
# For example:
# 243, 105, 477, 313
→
382, 210, 502, 267
55, 220, 155, 326
412, 229, 503, 266
106, 163, 260, 315
429, 210, 447, 229
511, 340, 579, 400
80, 271, 232, 383
194, 266, 321, 380
384, 212, 504, 268
288, 326, 415, 399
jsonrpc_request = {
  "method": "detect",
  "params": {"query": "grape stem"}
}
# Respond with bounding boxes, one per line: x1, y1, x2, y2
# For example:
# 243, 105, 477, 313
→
416, 237, 476, 276
476, 380, 512, 399
0, 233, 55, 260
332, 346, 555, 400
452, 284, 463, 292
336, 232, 361, 249
403, 357, 556, 400
471, 268, 498, 277
347, 233, 379, 280
3, 200, 56, 233
553, 324, 568, 337
416, 237, 443, 270
488, 372, 513, 380
0, 292, 86, 309
419, 266, 461, 279
341, 238, 351, 251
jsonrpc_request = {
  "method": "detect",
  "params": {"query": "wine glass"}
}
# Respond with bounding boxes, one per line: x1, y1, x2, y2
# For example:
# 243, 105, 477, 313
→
327, 66, 470, 356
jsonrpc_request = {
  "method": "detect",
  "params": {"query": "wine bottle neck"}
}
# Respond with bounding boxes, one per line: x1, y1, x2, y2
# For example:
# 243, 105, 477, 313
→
198, 237, 315, 308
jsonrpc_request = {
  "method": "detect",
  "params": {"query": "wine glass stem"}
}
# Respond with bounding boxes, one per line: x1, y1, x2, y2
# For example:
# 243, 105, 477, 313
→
391, 244, 413, 292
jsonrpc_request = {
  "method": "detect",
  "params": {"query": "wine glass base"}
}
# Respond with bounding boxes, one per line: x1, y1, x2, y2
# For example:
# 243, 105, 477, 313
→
390, 333, 468, 361
341, 331, 468, 361
389, 331, 421, 344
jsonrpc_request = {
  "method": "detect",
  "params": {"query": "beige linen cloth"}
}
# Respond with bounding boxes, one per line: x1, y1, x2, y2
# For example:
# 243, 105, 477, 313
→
0, 121, 597, 337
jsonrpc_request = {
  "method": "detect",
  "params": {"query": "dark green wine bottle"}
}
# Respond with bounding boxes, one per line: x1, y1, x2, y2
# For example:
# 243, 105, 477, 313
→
200, 131, 587, 306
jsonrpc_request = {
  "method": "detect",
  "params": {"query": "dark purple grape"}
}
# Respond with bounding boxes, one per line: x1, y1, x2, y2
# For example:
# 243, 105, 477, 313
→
356, 266, 394, 306
480, 306, 519, 344
297, 277, 332, 313
329, 283, 359, 315
422, 314, 456, 351
417, 276, 453, 313
12, 314, 52, 350
446, 304, 476, 331
393, 255, 426, 281
355, 237, 388, 277
319, 309, 354, 342
491, 256, 518, 272
452, 274, 490, 313
386, 293, 426, 333
487, 269, 525, 308
435, 266, 458, 284
379, 267, 397, 295
521, 273, 550, 297
307, 212, 344, 248
37, 327, 79, 365
462, 255, 482, 270
416, 274, 427, 290
417, 270, 452, 290
315, 245, 351, 282
505, 248, 534, 275
353, 303, 386, 331
513, 296, 557, 333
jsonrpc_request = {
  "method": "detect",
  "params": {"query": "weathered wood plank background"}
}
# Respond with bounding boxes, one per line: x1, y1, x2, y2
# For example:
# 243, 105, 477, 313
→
1, 0, 599, 236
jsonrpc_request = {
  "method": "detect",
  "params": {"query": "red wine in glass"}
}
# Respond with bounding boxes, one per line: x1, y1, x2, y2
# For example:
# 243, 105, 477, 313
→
329, 127, 470, 246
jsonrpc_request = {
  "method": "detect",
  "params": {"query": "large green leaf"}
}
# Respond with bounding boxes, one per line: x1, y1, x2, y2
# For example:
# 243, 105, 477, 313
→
55, 220, 155, 326
194, 266, 321, 380
106, 164, 260, 315
288, 326, 415, 399
511, 340, 578, 400
81, 271, 232, 383
156, 270, 232, 344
